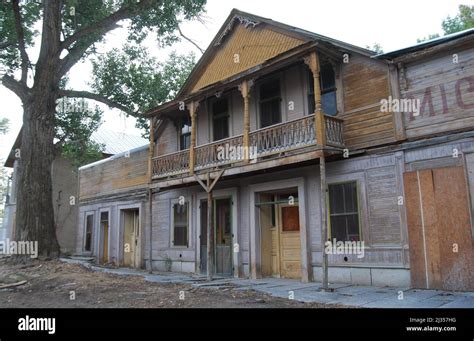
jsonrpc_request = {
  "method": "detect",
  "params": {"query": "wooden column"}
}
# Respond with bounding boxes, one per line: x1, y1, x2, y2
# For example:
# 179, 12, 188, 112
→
187, 101, 198, 174
239, 80, 253, 162
320, 155, 328, 290
206, 173, 214, 280
306, 52, 329, 290
305, 52, 326, 147
148, 118, 155, 274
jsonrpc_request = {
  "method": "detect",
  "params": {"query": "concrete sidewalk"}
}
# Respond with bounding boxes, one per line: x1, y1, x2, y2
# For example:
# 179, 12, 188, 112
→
61, 258, 474, 308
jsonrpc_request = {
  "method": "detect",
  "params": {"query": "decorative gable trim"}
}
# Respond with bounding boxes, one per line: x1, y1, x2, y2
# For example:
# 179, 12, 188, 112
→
214, 15, 260, 47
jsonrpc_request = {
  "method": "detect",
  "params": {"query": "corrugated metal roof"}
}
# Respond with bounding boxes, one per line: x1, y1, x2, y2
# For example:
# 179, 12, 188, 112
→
375, 28, 474, 60
90, 129, 148, 155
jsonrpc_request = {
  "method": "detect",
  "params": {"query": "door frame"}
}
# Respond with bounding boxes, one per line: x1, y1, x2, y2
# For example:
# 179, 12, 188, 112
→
249, 177, 311, 282
118, 203, 142, 268
196, 188, 239, 277
98, 207, 111, 264
276, 203, 302, 279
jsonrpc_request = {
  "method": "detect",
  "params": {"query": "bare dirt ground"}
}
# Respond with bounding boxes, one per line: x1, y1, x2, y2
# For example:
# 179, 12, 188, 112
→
0, 257, 340, 308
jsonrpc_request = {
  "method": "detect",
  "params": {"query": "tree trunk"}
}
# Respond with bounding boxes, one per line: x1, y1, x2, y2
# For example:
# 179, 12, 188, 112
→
14, 93, 60, 258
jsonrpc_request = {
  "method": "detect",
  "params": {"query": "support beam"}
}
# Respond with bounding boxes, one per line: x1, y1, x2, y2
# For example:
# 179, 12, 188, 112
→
207, 173, 214, 281
320, 156, 329, 290
187, 101, 199, 174
239, 80, 253, 162
304, 52, 326, 147
148, 118, 156, 274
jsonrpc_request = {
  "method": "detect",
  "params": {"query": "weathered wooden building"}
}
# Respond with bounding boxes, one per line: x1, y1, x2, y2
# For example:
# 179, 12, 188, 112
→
76, 10, 474, 291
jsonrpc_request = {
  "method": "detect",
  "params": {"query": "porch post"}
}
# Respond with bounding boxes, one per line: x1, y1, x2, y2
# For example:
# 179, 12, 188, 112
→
239, 80, 253, 163
306, 51, 329, 290
148, 117, 155, 274
188, 101, 198, 174
305, 52, 326, 147
206, 173, 214, 280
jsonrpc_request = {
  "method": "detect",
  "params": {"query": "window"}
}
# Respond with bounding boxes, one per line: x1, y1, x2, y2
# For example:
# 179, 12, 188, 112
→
328, 182, 360, 241
308, 63, 337, 116
212, 98, 229, 141
179, 116, 191, 150
259, 79, 281, 128
84, 214, 94, 252
173, 202, 188, 247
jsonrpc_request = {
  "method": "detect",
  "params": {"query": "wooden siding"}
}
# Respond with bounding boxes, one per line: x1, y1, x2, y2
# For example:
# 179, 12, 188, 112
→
190, 24, 305, 93
156, 120, 178, 156
79, 148, 148, 199
401, 46, 474, 139
341, 54, 395, 149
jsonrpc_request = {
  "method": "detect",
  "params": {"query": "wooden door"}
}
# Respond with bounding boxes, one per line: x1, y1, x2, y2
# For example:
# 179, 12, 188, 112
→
132, 210, 140, 268
200, 200, 208, 274
215, 198, 232, 276
123, 209, 140, 268
102, 222, 109, 263
278, 204, 301, 279
404, 166, 474, 291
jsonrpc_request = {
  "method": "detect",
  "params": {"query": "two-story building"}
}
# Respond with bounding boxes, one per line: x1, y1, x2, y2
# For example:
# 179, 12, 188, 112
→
76, 9, 474, 291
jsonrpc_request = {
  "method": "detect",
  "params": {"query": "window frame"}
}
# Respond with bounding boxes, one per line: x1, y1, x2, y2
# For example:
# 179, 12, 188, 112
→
83, 212, 95, 253
178, 116, 191, 151
307, 63, 338, 116
210, 96, 231, 142
170, 199, 190, 248
327, 180, 362, 242
258, 77, 282, 128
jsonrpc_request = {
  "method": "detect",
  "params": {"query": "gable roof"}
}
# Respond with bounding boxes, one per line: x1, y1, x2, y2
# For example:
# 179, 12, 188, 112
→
177, 8, 375, 97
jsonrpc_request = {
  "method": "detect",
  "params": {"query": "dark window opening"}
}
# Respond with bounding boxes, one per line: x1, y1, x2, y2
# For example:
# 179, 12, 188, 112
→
308, 63, 337, 116
173, 202, 188, 247
259, 79, 281, 128
179, 116, 191, 150
84, 214, 93, 252
212, 98, 229, 141
328, 182, 360, 242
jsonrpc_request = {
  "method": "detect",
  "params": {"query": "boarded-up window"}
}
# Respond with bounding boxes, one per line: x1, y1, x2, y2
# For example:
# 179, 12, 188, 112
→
281, 206, 300, 232
328, 182, 360, 241
84, 214, 94, 252
212, 98, 229, 141
259, 79, 281, 128
173, 202, 188, 247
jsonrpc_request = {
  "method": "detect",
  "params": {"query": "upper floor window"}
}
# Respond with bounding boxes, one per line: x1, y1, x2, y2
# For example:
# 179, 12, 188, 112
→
328, 181, 360, 242
179, 116, 191, 150
212, 98, 229, 141
308, 63, 337, 116
259, 79, 281, 128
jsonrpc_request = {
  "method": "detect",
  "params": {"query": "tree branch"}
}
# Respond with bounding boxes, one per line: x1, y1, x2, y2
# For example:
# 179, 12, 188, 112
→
178, 25, 204, 53
0, 41, 16, 50
60, 0, 153, 51
2, 74, 30, 100
12, 0, 31, 84
58, 90, 138, 117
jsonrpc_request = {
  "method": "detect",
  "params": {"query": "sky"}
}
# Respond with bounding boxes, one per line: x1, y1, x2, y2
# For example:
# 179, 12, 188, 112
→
0, 0, 473, 163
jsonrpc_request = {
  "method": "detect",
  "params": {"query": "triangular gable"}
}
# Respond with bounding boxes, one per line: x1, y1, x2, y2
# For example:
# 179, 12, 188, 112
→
184, 14, 307, 94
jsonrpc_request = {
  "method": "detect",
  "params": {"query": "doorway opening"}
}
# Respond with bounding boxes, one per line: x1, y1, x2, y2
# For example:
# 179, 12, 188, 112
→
100, 211, 109, 264
199, 197, 233, 276
121, 208, 141, 268
259, 189, 301, 279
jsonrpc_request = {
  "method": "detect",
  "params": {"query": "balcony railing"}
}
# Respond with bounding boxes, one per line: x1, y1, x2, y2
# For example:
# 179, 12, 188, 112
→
152, 114, 344, 179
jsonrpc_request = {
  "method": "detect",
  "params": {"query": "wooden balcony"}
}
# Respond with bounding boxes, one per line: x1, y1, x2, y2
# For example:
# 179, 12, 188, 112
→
152, 115, 344, 179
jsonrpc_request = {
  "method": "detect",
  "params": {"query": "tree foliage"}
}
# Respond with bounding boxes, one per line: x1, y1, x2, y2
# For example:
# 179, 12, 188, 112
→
91, 47, 196, 134
442, 5, 474, 34
418, 4, 474, 42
